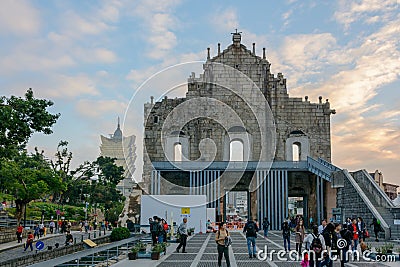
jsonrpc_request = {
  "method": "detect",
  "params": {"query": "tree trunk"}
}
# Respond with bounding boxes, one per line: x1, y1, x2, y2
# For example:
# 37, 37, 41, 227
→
15, 199, 27, 225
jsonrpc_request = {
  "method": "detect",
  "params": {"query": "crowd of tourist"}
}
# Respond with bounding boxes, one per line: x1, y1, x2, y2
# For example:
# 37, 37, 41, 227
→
280, 216, 385, 267
16, 218, 115, 252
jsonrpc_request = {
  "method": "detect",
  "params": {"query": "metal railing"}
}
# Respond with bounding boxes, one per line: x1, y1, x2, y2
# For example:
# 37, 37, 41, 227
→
28, 235, 149, 267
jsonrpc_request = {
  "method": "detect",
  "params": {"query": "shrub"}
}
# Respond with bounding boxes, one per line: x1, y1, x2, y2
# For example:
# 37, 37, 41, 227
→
110, 227, 131, 241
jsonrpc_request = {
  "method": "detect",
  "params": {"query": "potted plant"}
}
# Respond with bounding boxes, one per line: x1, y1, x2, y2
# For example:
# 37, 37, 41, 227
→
137, 241, 147, 252
151, 243, 165, 260
128, 245, 139, 260
371, 243, 398, 261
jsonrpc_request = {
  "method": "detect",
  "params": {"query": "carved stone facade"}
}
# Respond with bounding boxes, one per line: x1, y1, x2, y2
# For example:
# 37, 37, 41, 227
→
142, 33, 336, 224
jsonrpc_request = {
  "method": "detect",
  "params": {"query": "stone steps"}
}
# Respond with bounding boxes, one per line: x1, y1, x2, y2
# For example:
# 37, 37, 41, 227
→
352, 173, 399, 239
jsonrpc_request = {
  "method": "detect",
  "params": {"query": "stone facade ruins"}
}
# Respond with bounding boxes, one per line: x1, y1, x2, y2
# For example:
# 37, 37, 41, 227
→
142, 33, 337, 228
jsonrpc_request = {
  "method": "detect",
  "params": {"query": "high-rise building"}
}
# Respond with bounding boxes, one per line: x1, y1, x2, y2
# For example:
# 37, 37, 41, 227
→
100, 118, 137, 197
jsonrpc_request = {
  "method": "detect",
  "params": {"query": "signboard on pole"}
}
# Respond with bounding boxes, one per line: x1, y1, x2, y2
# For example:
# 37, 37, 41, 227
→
36, 241, 44, 250
332, 208, 342, 215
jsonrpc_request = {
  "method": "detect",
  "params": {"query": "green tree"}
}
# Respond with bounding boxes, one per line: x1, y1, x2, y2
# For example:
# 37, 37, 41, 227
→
0, 149, 65, 224
50, 140, 73, 204
71, 156, 125, 213
0, 88, 60, 158
0, 89, 61, 224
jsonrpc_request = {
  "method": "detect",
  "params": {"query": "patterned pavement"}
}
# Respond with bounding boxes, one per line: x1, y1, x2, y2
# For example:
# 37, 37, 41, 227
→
156, 231, 399, 267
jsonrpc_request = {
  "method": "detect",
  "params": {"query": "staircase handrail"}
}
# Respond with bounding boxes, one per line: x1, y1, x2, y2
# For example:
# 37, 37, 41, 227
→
357, 169, 395, 208
342, 169, 390, 239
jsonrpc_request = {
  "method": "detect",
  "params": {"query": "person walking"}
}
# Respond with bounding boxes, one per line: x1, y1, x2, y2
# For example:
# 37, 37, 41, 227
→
157, 218, 164, 243
357, 217, 366, 242
295, 220, 305, 254
23, 231, 34, 252
150, 216, 159, 245
370, 218, 381, 242
350, 218, 359, 253
339, 223, 352, 267
322, 223, 335, 250
282, 221, 291, 252
262, 217, 270, 238
243, 218, 259, 258
176, 217, 188, 253
16, 223, 23, 243
318, 219, 327, 234
162, 219, 168, 242
215, 222, 231, 267
49, 220, 55, 234
33, 223, 40, 240
304, 225, 326, 267
101, 220, 106, 235
39, 222, 45, 237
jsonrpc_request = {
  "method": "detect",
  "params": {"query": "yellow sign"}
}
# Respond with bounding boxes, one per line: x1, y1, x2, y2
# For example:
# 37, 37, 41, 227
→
181, 207, 190, 214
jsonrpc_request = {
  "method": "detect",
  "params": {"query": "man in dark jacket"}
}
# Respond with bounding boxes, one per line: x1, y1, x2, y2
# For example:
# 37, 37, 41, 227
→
243, 218, 259, 258
150, 216, 159, 245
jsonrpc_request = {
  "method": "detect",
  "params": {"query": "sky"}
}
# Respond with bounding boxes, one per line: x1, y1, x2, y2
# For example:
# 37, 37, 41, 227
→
0, 0, 399, 186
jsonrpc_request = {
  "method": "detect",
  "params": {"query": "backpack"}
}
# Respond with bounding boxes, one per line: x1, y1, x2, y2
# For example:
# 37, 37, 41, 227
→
311, 234, 323, 254
283, 226, 290, 237
217, 229, 232, 247
246, 222, 256, 235
262, 221, 270, 229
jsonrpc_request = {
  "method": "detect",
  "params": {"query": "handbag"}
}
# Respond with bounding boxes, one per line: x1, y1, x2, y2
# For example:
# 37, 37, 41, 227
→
224, 236, 232, 247
364, 229, 370, 238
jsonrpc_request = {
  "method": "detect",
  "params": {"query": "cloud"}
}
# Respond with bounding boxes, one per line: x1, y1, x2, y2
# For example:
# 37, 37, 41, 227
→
236, 17, 399, 182
131, 0, 181, 60
0, 0, 41, 36
332, 109, 400, 168
282, 10, 293, 27
334, 0, 398, 29
211, 7, 239, 32
41, 74, 100, 99
289, 20, 400, 112
76, 99, 127, 118
75, 48, 118, 64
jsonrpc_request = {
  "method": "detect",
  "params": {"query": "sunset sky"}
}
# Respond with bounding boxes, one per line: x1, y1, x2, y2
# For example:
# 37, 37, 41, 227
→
1, 0, 399, 185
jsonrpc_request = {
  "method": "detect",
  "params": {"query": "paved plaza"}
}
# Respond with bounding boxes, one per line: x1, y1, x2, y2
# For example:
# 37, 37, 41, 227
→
113, 231, 399, 267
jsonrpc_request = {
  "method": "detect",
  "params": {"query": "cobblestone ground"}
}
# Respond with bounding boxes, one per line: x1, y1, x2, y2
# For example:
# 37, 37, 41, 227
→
155, 232, 399, 267
0, 230, 108, 263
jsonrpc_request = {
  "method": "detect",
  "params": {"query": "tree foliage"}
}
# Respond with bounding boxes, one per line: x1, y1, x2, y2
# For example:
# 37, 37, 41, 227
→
0, 88, 60, 158
67, 156, 125, 211
50, 140, 73, 203
0, 149, 65, 223
0, 89, 61, 224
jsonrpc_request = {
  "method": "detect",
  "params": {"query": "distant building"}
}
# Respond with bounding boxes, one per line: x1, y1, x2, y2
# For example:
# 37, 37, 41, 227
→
383, 183, 399, 200
370, 170, 399, 200
100, 118, 137, 197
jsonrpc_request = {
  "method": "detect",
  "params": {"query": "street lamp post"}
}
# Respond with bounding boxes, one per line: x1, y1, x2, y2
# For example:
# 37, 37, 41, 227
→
85, 201, 89, 221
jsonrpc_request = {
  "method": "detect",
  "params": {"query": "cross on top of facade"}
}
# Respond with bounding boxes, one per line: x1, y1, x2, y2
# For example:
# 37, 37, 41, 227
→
231, 29, 242, 35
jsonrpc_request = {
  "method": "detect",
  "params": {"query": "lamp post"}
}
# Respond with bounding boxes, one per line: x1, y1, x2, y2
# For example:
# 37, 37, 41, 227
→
41, 209, 45, 224
85, 201, 89, 221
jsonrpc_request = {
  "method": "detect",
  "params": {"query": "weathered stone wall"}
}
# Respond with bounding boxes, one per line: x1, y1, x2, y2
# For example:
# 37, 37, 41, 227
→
0, 228, 27, 244
336, 176, 376, 225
